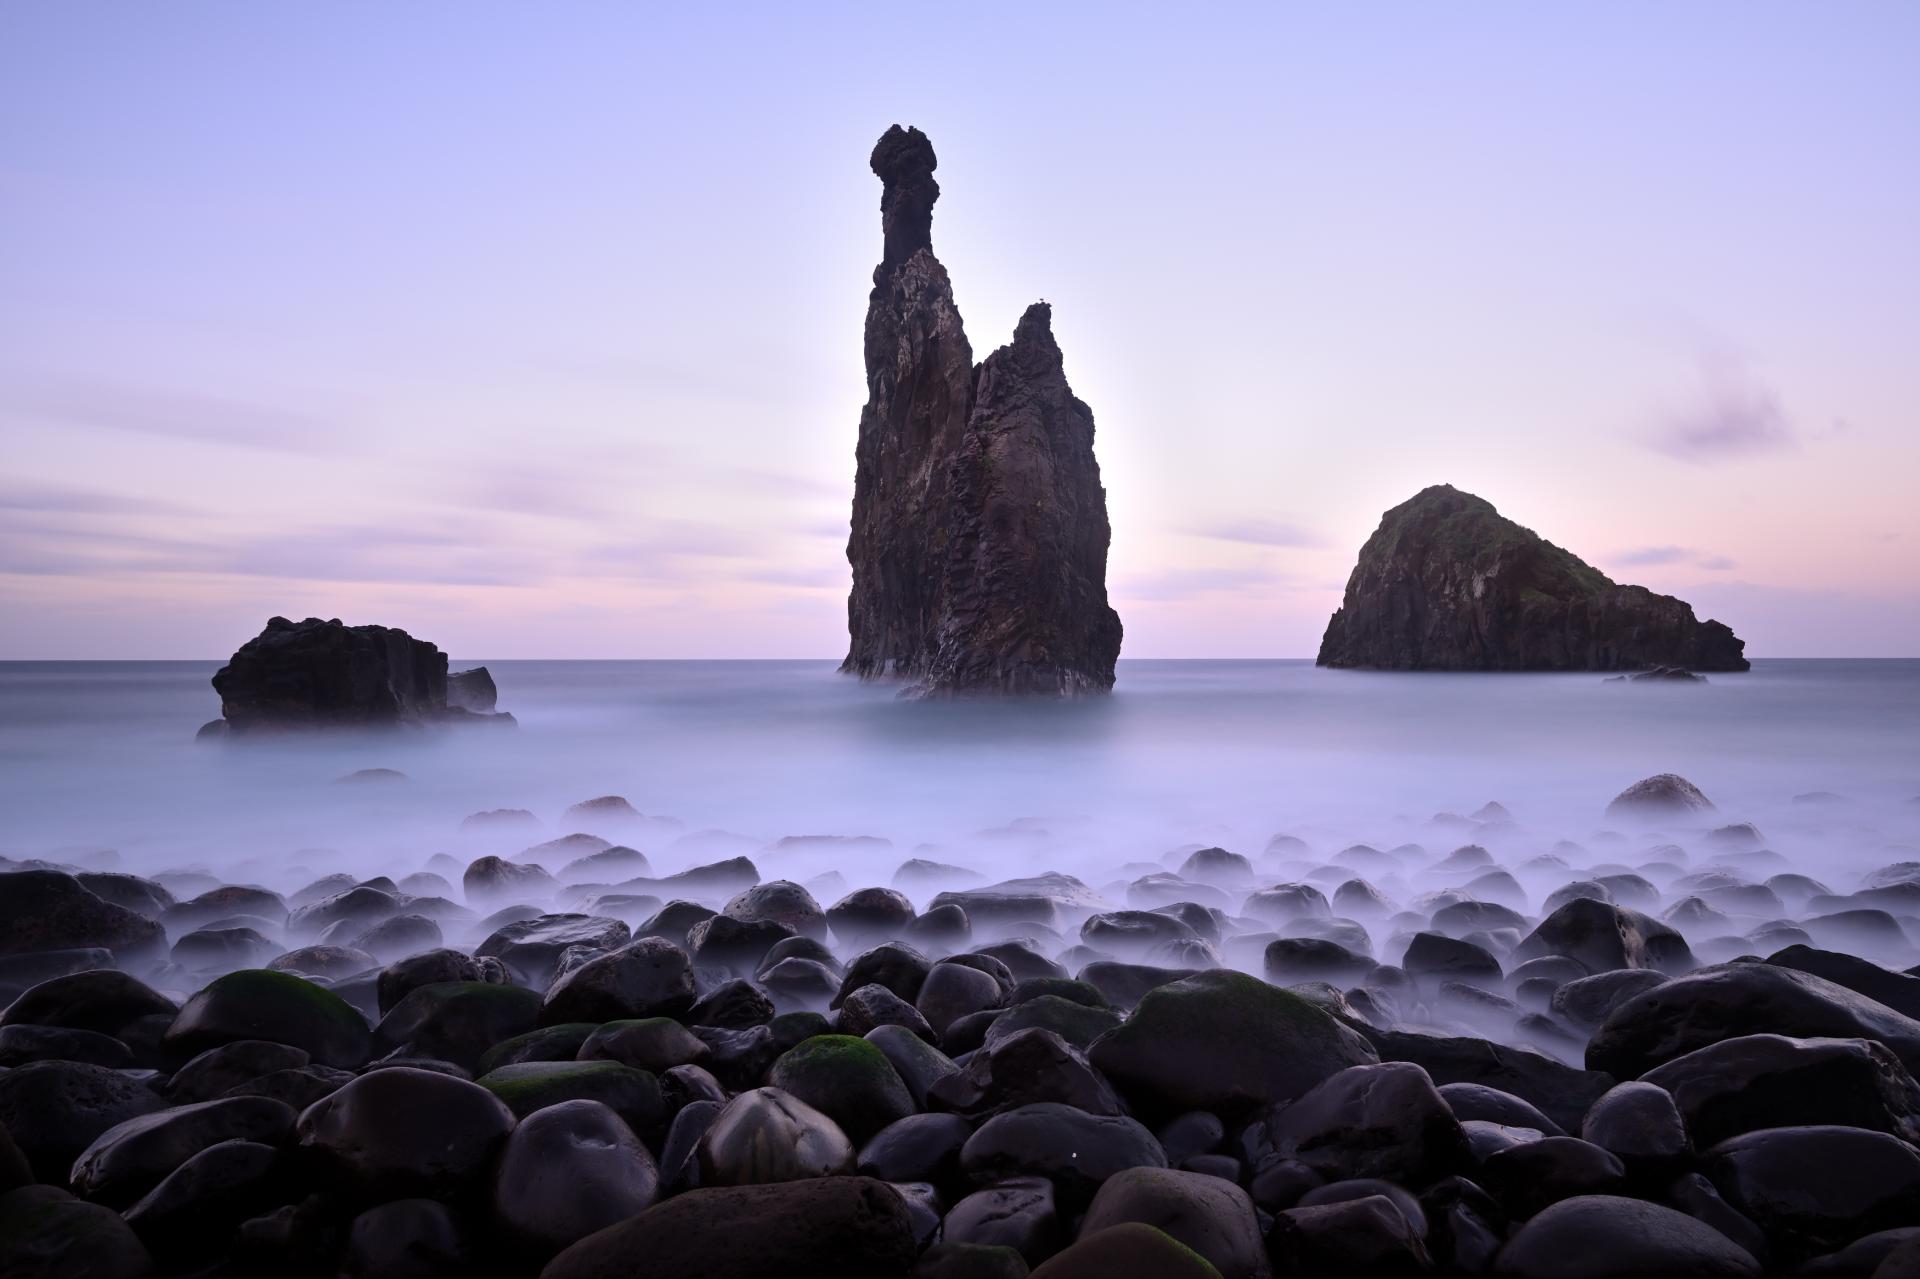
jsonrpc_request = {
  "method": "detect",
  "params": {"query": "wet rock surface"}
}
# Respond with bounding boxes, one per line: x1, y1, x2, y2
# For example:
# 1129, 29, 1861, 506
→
5, 771, 1920, 1276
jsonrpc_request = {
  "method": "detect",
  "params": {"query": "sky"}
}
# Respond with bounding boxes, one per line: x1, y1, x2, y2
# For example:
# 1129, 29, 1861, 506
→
2, 2, 1916, 659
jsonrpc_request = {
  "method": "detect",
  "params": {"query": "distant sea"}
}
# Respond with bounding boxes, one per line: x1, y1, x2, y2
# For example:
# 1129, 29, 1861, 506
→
2, 659, 1915, 883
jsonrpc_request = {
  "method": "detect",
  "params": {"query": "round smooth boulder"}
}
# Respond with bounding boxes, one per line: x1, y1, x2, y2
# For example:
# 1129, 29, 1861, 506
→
960, 1102, 1167, 1208
0, 870, 166, 961
0, 1061, 165, 1183
766, 1034, 916, 1145
540, 1176, 917, 1279
1494, 1193, 1759, 1278
295, 1066, 515, 1203
490, 1099, 657, 1260
1030, 1222, 1224, 1279
1078, 1166, 1269, 1279
0, 1183, 155, 1279
70, 1095, 295, 1208
475, 1061, 664, 1139
696, 1087, 856, 1186
163, 969, 371, 1068
1641, 1032, 1920, 1146
1260, 1061, 1466, 1184
1088, 970, 1377, 1118
1706, 1124, 1920, 1252
1586, 962, 1920, 1079
371, 981, 541, 1074
539, 937, 696, 1025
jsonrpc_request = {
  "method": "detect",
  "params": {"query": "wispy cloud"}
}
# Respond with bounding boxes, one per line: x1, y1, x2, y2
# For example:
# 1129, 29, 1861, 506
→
1115, 566, 1302, 602
1614, 545, 1692, 567
0, 482, 197, 517
1191, 518, 1325, 548
1642, 355, 1797, 464
1612, 545, 1736, 572
2, 379, 344, 454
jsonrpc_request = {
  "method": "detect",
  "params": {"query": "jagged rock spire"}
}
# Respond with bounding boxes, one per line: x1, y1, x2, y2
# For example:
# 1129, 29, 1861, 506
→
842, 126, 1122, 697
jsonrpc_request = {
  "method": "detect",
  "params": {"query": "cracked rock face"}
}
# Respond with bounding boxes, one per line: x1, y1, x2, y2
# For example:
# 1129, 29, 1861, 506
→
842, 125, 1122, 698
1317, 485, 1748, 672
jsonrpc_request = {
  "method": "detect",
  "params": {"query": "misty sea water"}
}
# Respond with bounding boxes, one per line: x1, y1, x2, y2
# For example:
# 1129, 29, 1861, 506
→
1, 659, 1915, 889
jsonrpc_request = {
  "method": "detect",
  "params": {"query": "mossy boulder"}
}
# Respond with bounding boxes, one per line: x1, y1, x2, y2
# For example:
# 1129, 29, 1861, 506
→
477, 1061, 664, 1140
162, 969, 371, 1069
1032, 1221, 1225, 1278
767, 1035, 916, 1144
1088, 970, 1377, 1119
477, 1023, 598, 1077
984, 994, 1121, 1051
372, 981, 541, 1074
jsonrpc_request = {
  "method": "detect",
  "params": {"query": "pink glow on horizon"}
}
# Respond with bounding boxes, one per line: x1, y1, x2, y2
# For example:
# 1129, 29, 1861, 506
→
2, 5, 1916, 659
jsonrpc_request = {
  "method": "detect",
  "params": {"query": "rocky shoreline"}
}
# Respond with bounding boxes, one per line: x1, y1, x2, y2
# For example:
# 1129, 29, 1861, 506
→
3, 775, 1920, 1277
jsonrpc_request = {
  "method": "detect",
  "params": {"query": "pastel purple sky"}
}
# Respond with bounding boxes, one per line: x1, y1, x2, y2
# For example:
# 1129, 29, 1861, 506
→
3, 4, 1916, 659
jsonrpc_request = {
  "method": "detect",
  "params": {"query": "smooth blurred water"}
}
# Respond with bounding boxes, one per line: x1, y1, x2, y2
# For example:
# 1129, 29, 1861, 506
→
1, 659, 1915, 891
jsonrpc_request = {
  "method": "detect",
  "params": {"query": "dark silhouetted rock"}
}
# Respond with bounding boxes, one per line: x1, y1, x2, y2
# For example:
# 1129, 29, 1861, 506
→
372, 981, 541, 1074
960, 1103, 1165, 1207
1516, 898, 1696, 975
1090, 970, 1377, 1118
70, 1095, 295, 1208
296, 1066, 515, 1203
1270, 1193, 1431, 1277
696, 1087, 856, 1186
1492, 1194, 1762, 1278
1261, 1061, 1467, 1184
1360, 1026, 1615, 1133
208, 615, 513, 731
540, 1176, 917, 1279
445, 666, 496, 712
0, 870, 166, 961
841, 126, 1121, 697
1038, 1224, 1228, 1279
476, 1061, 663, 1139
1078, 1166, 1270, 1279
490, 1099, 656, 1260
1606, 773, 1716, 819
163, 969, 371, 1069
540, 936, 696, 1025
339, 1197, 470, 1277
0, 1183, 155, 1278
1642, 1032, 1920, 1146
1317, 487, 1747, 671
1706, 1125, 1920, 1252
1586, 962, 1920, 1079
0, 969, 175, 1037
0, 1060, 166, 1183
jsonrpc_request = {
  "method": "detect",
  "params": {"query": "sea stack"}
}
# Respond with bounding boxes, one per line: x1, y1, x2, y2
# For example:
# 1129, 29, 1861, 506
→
203, 616, 514, 733
1317, 485, 1749, 671
842, 125, 1122, 697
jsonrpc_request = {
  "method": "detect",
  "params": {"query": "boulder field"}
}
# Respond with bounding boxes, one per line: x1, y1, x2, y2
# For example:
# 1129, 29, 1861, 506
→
3, 774, 1920, 1276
